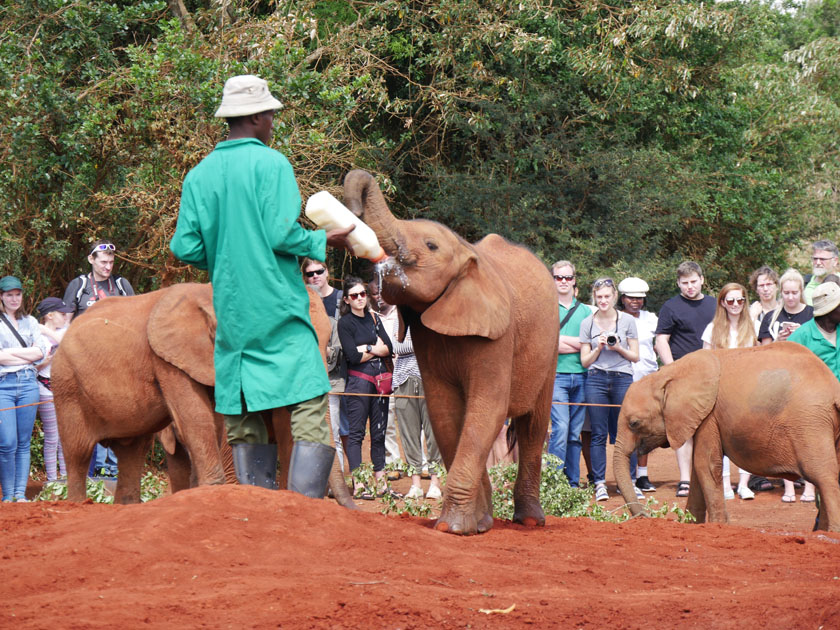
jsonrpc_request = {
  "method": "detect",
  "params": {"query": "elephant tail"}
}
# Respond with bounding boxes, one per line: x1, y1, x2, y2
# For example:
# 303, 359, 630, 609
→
505, 420, 518, 454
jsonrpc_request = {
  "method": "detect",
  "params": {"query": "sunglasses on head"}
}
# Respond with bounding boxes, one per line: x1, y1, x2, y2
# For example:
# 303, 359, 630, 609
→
553, 275, 575, 282
348, 291, 367, 300
724, 297, 746, 305
305, 268, 326, 278
90, 243, 116, 255
593, 278, 614, 288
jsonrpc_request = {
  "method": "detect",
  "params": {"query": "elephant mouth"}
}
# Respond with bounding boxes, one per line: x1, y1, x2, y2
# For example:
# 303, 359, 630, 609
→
376, 257, 410, 302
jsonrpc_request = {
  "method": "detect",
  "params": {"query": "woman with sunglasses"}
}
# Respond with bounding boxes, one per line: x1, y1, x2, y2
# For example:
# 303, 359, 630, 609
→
0, 276, 49, 501
336, 276, 394, 499
579, 277, 639, 502
701, 283, 758, 501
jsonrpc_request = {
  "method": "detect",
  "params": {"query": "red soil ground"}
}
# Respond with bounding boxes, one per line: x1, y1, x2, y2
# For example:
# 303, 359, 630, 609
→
2, 446, 839, 629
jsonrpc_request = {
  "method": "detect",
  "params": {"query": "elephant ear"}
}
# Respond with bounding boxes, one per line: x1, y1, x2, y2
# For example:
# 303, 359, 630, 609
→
420, 248, 512, 340
660, 350, 720, 449
148, 283, 216, 386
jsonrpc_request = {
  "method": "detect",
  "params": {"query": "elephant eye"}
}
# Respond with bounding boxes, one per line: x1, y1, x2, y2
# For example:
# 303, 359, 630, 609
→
629, 419, 639, 430
425, 240, 438, 251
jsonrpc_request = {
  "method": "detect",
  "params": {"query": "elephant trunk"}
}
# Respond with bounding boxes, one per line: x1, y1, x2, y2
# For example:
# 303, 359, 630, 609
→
613, 428, 646, 517
343, 170, 408, 261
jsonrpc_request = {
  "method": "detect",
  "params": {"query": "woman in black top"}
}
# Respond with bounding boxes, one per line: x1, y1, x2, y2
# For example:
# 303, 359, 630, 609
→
336, 276, 393, 499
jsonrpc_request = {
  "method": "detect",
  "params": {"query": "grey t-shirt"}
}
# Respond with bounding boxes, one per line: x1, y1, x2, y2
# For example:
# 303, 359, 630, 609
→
579, 311, 638, 375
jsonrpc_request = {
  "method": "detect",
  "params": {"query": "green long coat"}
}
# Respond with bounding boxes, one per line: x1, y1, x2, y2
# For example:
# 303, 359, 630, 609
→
170, 138, 330, 414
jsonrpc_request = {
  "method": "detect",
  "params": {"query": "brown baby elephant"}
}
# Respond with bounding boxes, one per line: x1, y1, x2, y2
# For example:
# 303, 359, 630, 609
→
613, 343, 840, 531
51, 282, 353, 507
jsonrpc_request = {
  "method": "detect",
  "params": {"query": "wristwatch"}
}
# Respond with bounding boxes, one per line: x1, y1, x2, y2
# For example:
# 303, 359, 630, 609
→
366, 344, 372, 353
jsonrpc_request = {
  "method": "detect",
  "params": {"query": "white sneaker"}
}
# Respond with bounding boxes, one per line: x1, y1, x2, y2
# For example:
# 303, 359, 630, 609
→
425, 485, 442, 500
737, 486, 755, 500
595, 484, 609, 501
405, 485, 424, 500
634, 486, 644, 500
724, 485, 735, 500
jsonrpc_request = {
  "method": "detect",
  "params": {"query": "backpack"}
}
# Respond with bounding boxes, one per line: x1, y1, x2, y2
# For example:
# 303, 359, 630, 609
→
73, 274, 129, 310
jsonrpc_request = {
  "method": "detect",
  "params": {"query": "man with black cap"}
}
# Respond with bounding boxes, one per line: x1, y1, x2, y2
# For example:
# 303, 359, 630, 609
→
170, 75, 354, 498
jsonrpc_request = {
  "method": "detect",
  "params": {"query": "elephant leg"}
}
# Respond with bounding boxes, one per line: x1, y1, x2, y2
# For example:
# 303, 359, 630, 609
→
155, 362, 226, 487
800, 440, 840, 531
165, 438, 193, 493
55, 399, 96, 503
691, 421, 727, 524
512, 377, 552, 528
111, 435, 153, 504
427, 382, 502, 535
272, 408, 293, 489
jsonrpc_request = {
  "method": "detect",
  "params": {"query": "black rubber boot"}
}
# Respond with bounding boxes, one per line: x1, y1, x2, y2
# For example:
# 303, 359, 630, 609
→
287, 441, 335, 499
231, 443, 278, 489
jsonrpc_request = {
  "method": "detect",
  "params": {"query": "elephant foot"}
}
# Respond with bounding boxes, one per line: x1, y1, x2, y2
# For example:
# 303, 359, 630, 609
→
513, 497, 545, 528
434, 502, 493, 536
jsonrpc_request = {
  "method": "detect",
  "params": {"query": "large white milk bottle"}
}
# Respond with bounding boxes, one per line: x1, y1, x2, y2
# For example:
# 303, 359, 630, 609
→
305, 191, 387, 262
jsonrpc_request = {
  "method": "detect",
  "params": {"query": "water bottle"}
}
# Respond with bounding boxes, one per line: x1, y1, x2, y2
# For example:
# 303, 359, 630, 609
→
305, 191, 386, 262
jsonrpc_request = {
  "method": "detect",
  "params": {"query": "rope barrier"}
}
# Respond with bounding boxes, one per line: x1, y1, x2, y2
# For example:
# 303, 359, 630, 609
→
0, 393, 621, 413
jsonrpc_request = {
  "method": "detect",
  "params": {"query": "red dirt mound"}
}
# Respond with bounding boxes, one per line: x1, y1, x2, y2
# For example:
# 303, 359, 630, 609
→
2, 484, 839, 629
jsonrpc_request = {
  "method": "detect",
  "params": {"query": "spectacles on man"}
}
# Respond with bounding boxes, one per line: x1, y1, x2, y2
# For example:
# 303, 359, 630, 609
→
90, 243, 116, 255
553, 275, 574, 282
724, 297, 746, 305
305, 268, 326, 278
812, 256, 836, 263
348, 291, 367, 300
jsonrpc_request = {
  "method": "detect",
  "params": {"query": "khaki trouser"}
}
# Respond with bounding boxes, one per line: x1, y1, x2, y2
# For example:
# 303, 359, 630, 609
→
394, 375, 440, 470
224, 393, 330, 446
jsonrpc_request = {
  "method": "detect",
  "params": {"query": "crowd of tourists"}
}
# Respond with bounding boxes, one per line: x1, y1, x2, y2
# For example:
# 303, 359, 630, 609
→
548, 239, 840, 504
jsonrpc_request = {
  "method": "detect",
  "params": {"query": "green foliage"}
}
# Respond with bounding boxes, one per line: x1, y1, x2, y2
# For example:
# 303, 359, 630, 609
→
1, 0, 838, 304
490, 455, 694, 523
35, 471, 168, 503
29, 419, 45, 477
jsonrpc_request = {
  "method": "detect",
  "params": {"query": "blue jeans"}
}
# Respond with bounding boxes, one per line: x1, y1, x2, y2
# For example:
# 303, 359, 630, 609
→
0, 370, 40, 501
586, 369, 634, 486
548, 372, 587, 487
88, 443, 118, 476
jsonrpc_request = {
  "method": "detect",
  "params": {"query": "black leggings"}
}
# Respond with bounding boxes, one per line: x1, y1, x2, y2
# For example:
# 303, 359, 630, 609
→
344, 376, 389, 472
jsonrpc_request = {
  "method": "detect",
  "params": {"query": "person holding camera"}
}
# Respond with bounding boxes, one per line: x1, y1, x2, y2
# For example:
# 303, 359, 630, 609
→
579, 277, 639, 502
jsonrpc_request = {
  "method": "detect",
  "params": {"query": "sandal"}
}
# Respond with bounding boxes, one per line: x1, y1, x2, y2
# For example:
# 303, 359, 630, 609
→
676, 481, 690, 498
354, 488, 375, 501
800, 494, 816, 503
378, 488, 404, 500
781, 494, 796, 503
747, 475, 774, 492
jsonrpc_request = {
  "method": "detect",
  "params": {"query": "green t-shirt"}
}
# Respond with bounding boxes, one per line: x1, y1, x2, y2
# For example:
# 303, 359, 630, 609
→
556, 299, 591, 374
788, 319, 840, 381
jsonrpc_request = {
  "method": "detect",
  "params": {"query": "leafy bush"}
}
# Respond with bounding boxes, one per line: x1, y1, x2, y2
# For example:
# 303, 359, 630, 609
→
35, 471, 168, 503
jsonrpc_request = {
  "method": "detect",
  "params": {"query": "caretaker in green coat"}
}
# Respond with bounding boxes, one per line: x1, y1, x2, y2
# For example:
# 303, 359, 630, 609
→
170, 75, 354, 498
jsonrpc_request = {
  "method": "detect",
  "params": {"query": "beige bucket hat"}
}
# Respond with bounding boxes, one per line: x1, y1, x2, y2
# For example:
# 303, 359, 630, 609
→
812, 282, 840, 316
214, 75, 282, 118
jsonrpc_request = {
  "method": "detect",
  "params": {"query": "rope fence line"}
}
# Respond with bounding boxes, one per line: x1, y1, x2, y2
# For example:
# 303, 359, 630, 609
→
0, 395, 622, 414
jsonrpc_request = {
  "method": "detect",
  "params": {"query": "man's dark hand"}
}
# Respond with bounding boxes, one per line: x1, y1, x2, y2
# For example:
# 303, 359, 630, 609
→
325, 225, 356, 251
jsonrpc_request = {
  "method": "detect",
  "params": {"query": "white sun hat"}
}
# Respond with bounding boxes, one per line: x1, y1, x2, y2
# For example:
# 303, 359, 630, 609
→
214, 75, 283, 118
617, 277, 649, 297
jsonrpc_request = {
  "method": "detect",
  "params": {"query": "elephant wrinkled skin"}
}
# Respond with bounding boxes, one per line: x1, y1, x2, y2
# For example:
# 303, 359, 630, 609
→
613, 343, 840, 531
51, 282, 353, 507
343, 170, 559, 535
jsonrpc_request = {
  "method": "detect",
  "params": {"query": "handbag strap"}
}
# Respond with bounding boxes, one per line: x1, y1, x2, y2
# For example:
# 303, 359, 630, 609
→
0, 312, 28, 348
558, 300, 582, 332
348, 369, 378, 386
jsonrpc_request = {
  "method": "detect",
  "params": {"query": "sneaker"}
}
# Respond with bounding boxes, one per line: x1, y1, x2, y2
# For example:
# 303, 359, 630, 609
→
737, 486, 755, 500
406, 485, 424, 500
634, 486, 644, 500
724, 485, 735, 500
425, 485, 442, 500
635, 476, 656, 492
595, 484, 609, 502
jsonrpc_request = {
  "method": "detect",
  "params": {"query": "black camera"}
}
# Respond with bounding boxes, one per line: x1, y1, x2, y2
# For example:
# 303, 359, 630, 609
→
605, 333, 619, 346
